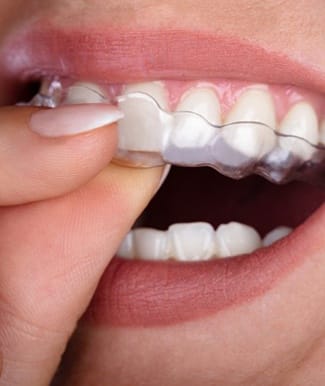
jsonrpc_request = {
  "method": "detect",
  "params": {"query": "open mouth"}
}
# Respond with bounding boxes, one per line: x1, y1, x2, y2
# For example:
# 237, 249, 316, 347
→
27, 77, 325, 259
64, 78, 324, 327
3, 23, 325, 328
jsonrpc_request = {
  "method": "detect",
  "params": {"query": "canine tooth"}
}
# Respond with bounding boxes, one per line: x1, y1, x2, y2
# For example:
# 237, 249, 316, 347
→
117, 82, 170, 152
278, 102, 319, 160
65, 82, 107, 104
262, 226, 292, 247
168, 222, 215, 261
116, 232, 134, 259
170, 87, 221, 148
223, 89, 277, 159
133, 228, 168, 261
215, 222, 261, 258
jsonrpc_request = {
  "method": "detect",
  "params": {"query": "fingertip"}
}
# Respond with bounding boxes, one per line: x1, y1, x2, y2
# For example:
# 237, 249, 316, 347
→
0, 105, 120, 205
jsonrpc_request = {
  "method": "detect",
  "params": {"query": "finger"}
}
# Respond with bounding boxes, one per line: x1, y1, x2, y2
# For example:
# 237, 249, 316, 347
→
0, 104, 123, 205
0, 161, 165, 385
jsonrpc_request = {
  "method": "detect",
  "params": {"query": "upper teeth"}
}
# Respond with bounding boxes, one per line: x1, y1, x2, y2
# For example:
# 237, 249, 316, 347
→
64, 81, 107, 104
171, 87, 221, 148
63, 80, 324, 176
222, 88, 277, 159
278, 102, 319, 160
114, 82, 322, 165
65, 81, 325, 166
116, 82, 171, 152
116, 222, 292, 262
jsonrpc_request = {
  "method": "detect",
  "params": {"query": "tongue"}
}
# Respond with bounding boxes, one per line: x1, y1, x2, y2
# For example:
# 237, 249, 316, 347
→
139, 166, 325, 236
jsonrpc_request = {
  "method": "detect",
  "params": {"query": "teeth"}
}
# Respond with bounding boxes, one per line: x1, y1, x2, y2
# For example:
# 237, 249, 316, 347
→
117, 223, 293, 261
123, 82, 169, 110
222, 88, 277, 159
117, 81, 170, 152
170, 87, 221, 148
116, 232, 134, 259
117, 221, 263, 261
65, 81, 107, 104
50, 79, 323, 187
167, 222, 215, 261
278, 102, 319, 160
215, 222, 262, 258
133, 228, 169, 261
262, 226, 292, 247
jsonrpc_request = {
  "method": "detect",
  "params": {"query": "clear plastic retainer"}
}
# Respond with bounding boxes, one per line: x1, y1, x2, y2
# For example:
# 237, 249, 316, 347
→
25, 78, 325, 187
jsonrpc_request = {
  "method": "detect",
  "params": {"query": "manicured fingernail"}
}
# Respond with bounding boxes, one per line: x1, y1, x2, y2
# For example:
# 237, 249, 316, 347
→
30, 104, 124, 137
155, 164, 171, 194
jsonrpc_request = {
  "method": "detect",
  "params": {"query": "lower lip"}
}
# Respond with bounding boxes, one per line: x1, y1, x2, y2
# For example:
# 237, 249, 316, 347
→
83, 203, 325, 327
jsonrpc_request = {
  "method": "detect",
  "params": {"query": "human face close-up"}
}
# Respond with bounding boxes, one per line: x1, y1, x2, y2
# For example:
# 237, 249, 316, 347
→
0, 1, 325, 385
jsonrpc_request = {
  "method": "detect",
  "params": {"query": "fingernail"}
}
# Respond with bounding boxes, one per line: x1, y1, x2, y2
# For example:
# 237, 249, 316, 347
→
155, 164, 171, 194
30, 104, 124, 137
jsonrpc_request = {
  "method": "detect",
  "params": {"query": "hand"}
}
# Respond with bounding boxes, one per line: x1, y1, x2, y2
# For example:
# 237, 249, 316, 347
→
0, 104, 162, 385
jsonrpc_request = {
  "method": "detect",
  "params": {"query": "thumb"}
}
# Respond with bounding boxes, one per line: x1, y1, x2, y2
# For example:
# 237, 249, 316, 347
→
0, 102, 165, 385
0, 103, 122, 205
0, 164, 163, 386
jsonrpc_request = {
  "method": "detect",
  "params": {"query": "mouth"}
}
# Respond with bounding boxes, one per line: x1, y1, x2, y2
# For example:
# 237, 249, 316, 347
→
3, 22, 325, 327
77, 77, 322, 327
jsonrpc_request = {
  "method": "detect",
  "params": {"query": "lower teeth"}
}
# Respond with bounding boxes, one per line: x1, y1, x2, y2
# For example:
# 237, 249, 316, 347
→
116, 222, 292, 262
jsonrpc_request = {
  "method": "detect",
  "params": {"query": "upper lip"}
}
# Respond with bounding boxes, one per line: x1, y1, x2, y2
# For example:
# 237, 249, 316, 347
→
1, 20, 325, 94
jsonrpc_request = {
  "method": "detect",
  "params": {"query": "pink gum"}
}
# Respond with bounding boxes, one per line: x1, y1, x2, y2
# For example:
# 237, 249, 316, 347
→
111, 79, 324, 122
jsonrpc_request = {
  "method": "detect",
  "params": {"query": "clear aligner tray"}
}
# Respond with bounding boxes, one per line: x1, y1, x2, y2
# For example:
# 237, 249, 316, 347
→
26, 78, 325, 187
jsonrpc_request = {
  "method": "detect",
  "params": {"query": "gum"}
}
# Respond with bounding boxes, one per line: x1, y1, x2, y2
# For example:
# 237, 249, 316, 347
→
143, 79, 325, 121
33, 77, 325, 121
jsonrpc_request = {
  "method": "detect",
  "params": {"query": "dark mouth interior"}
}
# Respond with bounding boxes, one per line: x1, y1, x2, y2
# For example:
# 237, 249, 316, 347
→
0, 78, 41, 106
138, 166, 325, 236
18, 80, 41, 103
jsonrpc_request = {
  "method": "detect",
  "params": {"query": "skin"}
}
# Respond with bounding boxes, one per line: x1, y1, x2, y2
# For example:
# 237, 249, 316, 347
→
0, 1, 324, 385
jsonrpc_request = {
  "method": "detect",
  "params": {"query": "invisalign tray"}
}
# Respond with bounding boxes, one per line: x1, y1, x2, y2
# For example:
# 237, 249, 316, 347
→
26, 78, 325, 187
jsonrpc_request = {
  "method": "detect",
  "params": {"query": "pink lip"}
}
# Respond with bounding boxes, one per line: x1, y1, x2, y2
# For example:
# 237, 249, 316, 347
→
1, 22, 325, 94
2, 21, 325, 327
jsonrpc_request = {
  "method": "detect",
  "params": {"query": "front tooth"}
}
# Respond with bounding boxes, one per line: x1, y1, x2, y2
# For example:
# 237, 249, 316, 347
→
117, 81, 170, 152
222, 88, 277, 159
124, 82, 169, 110
278, 102, 319, 160
133, 228, 169, 261
65, 81, 107, 104
167, 222, 215, 261
116, 232, 134, 259
262, 226, 292, 247
215, 222, 261, 258
169, 87, 221, 148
